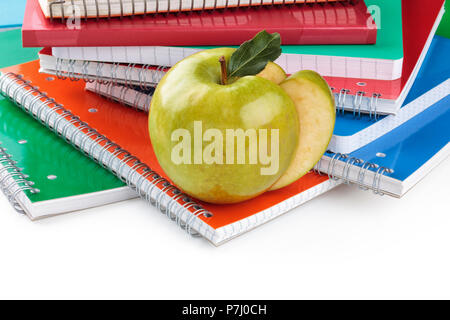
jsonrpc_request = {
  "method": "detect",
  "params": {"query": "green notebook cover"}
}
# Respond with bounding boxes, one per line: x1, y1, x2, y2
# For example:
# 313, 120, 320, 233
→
436, 0, 450, 38
0, 29, 134, 219
0, 29, 39, 68
193, 0, 403, 61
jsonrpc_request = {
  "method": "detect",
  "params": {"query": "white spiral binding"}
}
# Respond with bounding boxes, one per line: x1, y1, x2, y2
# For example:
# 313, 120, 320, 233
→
0, 145, 40, 214
314, 150, 393, 196
0, 72, 213, 236
48, 0, 358, 22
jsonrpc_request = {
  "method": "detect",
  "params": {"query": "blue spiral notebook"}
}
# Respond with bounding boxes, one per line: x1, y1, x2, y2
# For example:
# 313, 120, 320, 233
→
329, 35, 450, 154
316, 89, 450, 197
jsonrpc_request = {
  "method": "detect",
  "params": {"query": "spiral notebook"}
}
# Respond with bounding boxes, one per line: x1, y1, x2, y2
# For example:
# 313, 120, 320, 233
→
329, 35, 450, 154
50, 0, 401, 81
0, 96, 136, 220
45, 0, 446, 115
0, 61, 339, 246
38, 0, 349, 19
314, 91, 450, 197
48, 0, 398, 80
84, 35, 450, 157
0, 28, 138, 220
26, 0, 375, 47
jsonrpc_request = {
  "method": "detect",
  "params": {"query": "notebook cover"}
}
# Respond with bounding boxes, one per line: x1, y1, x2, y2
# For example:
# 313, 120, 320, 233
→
319, 91, 450, 198
347, 96, 450, 185
23, 0, 377, 47
1, 60, 332, 231
0, 29, 40, 69
0, 95, 130, 208
436, 0, 450, 38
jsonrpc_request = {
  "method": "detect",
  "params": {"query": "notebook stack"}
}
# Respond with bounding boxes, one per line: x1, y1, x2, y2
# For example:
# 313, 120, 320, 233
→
0, 0, 448, 245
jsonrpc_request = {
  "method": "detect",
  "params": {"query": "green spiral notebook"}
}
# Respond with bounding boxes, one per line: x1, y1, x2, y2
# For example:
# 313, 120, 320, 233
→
0, 29, 136, 220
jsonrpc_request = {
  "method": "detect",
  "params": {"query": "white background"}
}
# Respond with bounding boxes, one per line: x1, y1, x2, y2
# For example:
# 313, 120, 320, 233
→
0, 158, 449, 300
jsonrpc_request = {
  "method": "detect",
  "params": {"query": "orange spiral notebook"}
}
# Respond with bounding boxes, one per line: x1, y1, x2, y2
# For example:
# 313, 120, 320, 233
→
0, 60, 339, 246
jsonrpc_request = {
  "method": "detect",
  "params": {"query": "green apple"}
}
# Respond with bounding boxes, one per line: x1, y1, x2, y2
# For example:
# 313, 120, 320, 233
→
269, 70, 336, 191
149, 48, 300, 204
256, 62, 287, 84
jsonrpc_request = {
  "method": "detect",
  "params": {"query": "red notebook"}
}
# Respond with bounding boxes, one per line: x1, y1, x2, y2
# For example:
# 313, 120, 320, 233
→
23, 0, 377, 47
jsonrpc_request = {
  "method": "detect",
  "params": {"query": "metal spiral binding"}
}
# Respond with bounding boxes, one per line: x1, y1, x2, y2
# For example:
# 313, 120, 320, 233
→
0, 72, 212, 237
352, 91, 365, 118
336, 89, 349, 115
314, 150, 392, 195
48, 0, 357, 22
99, 82, 152, 112
369, 93, 381, 121
51, 56, 384, 120
0, 144, 40, 214
333, 88, 381, 119
53, 57, 165, 89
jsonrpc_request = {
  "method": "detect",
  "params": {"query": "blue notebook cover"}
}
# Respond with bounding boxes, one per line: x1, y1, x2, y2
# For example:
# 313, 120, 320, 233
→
319, 92, 449, 197
330, 35, 450, 153
351, 96, 449, 181
0, 0, 26, 29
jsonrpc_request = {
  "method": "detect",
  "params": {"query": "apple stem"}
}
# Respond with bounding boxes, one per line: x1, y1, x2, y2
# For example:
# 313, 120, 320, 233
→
219, 56, 228, 85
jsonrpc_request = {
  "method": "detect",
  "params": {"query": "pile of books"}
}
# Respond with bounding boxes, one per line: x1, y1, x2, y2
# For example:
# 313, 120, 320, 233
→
0, 0, 448, 245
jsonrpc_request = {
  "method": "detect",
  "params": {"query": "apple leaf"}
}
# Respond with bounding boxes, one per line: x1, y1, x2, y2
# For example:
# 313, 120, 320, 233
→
227, 31, 282, 78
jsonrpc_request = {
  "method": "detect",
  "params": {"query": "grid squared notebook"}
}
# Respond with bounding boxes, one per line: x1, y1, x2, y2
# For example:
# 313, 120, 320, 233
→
26, 0, 376, 47
329, 35, 450, 154
45, 0, 446, 115
0, 61, 339, 246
